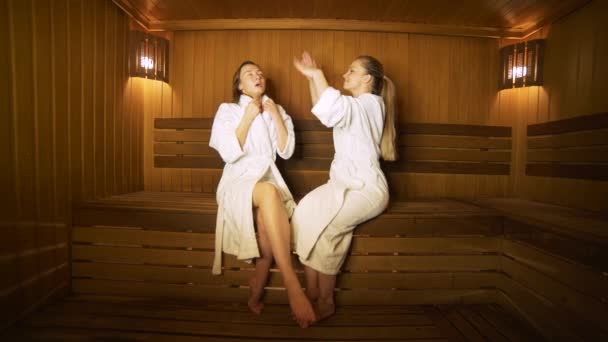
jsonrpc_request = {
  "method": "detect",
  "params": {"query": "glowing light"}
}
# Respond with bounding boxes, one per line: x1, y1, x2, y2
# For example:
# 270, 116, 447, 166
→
513, 66, 527, 78
140, 56, 154, 70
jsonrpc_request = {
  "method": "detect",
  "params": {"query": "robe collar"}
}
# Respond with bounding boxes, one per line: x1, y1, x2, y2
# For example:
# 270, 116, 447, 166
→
238, 94, 270, 107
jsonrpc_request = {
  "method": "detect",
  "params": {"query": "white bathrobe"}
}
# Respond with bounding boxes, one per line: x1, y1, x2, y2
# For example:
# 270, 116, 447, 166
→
292, 87, 389, 275
209, 94, 296, 275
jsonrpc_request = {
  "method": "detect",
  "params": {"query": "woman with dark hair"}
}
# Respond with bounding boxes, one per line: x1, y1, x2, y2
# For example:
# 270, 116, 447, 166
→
209, 61, 316, 327
292, 52, 397, 321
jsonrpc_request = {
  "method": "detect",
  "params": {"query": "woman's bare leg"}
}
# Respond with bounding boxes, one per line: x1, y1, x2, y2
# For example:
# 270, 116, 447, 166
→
317, 272, 337, 321
248, 209, 273, 315
303, 266, 320, 303
253, 182, 316, 327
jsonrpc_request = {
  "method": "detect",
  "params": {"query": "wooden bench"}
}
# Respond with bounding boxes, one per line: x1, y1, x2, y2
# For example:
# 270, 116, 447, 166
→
70, 192, 503, 307
153, 118, 512, 198
66, 191, 608, 340
463, 113, 608, 340
473, 198, 608, 341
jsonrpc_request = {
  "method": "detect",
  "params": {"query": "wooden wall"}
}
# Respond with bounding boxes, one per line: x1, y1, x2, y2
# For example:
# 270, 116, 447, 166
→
144, 30, 512, 198
504, 0, 608, 212
0, 0, 144, 330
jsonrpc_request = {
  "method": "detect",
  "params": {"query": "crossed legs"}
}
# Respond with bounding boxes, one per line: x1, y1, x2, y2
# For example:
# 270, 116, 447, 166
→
252, 181, 316, 327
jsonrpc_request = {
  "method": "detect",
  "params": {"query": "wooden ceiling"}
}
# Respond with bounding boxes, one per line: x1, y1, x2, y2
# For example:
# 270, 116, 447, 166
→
114, 0, 591, 38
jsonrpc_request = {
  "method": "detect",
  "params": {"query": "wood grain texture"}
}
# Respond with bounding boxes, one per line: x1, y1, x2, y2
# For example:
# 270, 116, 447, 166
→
506, 1, 608, 212
2, 0, 143, 330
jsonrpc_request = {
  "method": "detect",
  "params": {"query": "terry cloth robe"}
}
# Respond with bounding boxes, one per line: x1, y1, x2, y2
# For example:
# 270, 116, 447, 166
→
209, 94, 296, 275
292, 87, 389, 275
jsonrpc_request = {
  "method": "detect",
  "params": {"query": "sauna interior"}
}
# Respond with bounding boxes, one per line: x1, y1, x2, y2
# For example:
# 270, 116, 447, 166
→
1, 0, 607, 340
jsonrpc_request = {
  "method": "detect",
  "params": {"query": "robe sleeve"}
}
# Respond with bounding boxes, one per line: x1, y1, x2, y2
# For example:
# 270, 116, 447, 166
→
273, 105, 296, 159
311, 87, 359, 129
209, 103, 246, 164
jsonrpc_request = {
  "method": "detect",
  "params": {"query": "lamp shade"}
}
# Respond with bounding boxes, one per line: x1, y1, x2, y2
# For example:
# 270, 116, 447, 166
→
499, 39, 544, 90
129, 31, 169, 83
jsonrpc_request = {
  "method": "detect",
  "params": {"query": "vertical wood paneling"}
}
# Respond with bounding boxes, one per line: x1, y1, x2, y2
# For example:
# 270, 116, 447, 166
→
105, 0, 116, 197
94, 0, 105, 199
68, 0, 82, 202
2, 0, 144, 330
143, 29, 505, 197
506, 1, 608, 212
12, 0, 36, 220
0, 0, 16, 222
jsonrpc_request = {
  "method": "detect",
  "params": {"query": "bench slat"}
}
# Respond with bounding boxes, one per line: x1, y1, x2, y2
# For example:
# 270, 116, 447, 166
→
527, 146, 608, 163
154, 143, 217, 156
72, 278, 495, 306
72, 262, 500, 290
154, 129, 210, 142
72, 227, 215, 249
527, 112, 608, 136
528, 129, 608, 149
526, 163, 608, 180
401, 135, 511, 149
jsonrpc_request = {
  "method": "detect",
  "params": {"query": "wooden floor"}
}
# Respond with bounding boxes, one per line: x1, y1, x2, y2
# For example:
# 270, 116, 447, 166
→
2, 294, 543, 341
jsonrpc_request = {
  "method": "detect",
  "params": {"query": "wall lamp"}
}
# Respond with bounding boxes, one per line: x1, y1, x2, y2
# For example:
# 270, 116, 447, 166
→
499, 39, 544, 90
129, 31, 169, 83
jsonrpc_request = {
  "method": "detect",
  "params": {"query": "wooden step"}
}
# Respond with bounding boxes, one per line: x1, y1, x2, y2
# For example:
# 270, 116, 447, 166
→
1, 295, 542, 342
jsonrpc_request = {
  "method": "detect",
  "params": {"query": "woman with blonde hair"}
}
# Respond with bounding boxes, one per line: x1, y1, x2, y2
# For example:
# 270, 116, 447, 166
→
209, 60, 316, 327
292, 52, 397, 320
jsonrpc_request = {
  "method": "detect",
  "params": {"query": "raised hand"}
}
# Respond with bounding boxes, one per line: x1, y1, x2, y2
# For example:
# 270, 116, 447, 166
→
293, 51, 319, 79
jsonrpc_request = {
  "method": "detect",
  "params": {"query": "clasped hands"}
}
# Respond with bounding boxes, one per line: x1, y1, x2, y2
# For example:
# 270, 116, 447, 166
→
244, 98, 280, 122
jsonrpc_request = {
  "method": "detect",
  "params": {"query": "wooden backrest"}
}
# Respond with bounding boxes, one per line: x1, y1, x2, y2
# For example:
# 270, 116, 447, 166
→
526, 112, 608, 180
154, 118, 512, 195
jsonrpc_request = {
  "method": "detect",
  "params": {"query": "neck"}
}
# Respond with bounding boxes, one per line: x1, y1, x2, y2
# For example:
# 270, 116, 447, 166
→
243, 92, 262, 101
350, 87, 371, 98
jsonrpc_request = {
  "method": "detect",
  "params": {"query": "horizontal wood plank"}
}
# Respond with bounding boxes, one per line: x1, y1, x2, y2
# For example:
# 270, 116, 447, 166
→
402, 123, 511, 137
526, 163, 608, 180
154, 143, 217, 156
527, 112, 608, 136
45, 299, 435, 327
502, 257, 608, 334
72, 278, 495, 306
155, 118, 213, 129
350, 237, 501, 254
387, 162, 510, 175
72, 262, 501, 290
72, 245, 215, 267
527, 129, 608, 149
72, 227, 215, 249
73, 207, 216, 232
154, 118, 511, 137
502, 239, 608, 301
401, 135, 511, 149
154, 129, 210, 142
527, 147, 608, 163
154, 155, 224, 169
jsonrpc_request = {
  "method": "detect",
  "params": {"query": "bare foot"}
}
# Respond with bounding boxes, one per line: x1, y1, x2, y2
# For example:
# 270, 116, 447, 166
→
305, 287, 319, 303
315, 299, 335, 322
248, 277, 264, 315
287, 289, 317, 328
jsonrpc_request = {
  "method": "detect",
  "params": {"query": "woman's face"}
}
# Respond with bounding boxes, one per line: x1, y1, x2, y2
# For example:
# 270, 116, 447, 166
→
238, 64, 266, 98
342, 59, 371, 94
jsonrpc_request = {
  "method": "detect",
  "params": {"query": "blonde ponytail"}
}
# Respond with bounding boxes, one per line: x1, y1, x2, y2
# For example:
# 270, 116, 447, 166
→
380, 76, 397, 161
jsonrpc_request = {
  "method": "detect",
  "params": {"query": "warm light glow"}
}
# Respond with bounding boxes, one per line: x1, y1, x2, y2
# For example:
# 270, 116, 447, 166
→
140, 56, 154, 70
513, 66, 527, 78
